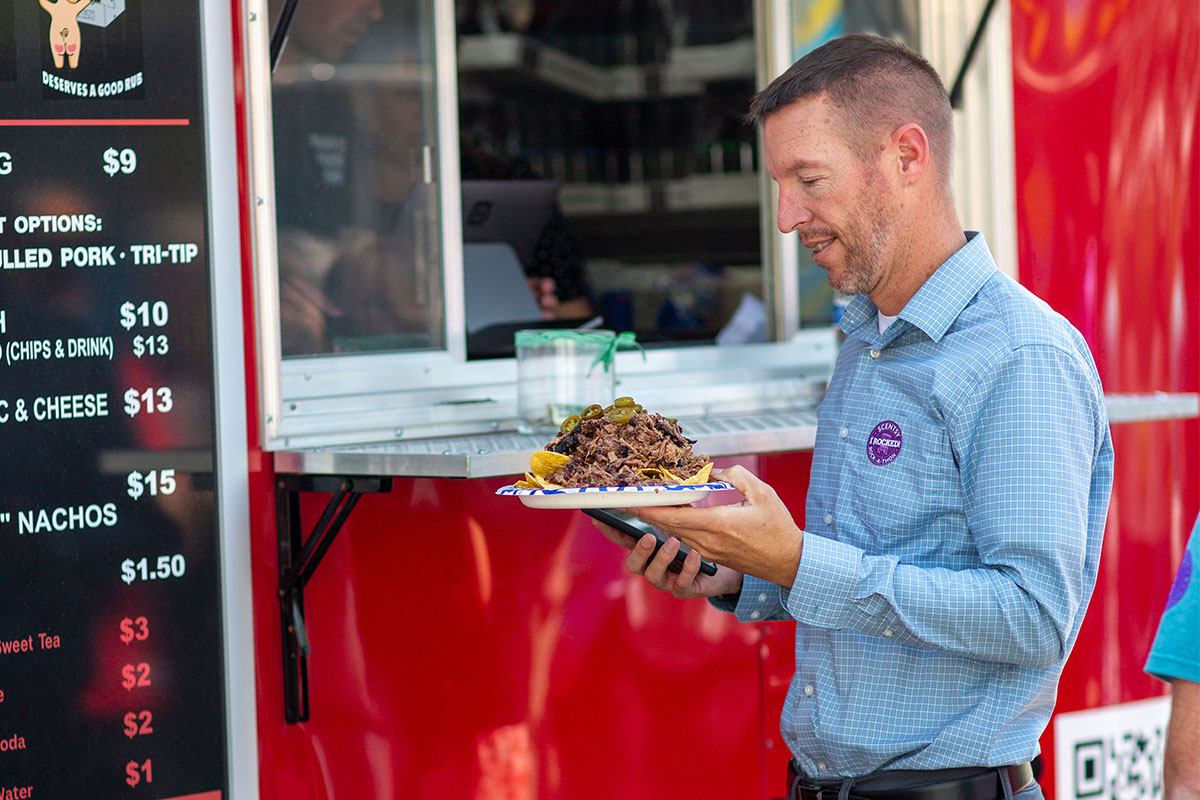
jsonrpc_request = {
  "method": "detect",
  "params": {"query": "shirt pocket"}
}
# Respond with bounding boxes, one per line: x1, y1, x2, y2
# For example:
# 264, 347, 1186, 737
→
846, 413, 963, 557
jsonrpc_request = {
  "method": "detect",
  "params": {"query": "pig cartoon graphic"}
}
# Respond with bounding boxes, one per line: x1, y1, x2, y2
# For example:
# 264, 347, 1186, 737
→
39, 0, 92, 69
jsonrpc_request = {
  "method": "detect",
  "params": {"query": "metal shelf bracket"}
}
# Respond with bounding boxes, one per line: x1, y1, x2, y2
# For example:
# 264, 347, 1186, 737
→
275, 474, 393, 723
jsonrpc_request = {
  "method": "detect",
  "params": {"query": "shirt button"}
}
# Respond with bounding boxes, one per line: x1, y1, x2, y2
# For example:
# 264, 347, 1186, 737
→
758, 593, 768, 603
823, 513, 832, 525
750, 611, 760, 620
869, 349, 881, 359
839, 427, 849, 438
883, 629, 894, 638
817, 762, 827, 772
803, 684, 814, 696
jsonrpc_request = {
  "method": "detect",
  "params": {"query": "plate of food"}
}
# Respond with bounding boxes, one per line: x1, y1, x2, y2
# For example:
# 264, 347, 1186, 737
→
497, 397, 734, 509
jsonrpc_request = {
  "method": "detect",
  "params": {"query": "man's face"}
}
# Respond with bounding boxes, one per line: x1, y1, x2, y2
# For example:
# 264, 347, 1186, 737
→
288, 0, 383, 63
763, 95, 897, 297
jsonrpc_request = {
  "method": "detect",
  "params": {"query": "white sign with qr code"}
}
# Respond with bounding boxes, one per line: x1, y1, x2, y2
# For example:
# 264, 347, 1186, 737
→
1054, 696, 1170, 800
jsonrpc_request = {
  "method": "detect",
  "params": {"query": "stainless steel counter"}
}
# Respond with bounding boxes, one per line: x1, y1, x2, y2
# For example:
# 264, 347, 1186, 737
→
272, 392, 1197, 479
272, 409, 820, 479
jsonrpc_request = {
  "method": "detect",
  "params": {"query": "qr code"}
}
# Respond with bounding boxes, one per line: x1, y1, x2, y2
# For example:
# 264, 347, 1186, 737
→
1071, 727, 1165, 800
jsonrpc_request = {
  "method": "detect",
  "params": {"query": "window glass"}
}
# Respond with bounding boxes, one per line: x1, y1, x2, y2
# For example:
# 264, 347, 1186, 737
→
455, 0, 765, 357
790, 0, 921, 327
269, 0, 444, 357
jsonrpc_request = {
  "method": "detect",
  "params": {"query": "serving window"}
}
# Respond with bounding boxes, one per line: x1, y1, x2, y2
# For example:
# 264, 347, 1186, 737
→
244, 0, 1015, 455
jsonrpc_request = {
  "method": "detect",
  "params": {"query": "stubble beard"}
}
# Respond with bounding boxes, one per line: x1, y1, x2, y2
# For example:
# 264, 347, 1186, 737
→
826, 179, 894, 297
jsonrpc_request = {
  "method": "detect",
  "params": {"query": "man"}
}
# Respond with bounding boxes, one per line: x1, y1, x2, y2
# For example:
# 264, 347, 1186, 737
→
1145, 514, 1200, 800
594, 34, 1114, 800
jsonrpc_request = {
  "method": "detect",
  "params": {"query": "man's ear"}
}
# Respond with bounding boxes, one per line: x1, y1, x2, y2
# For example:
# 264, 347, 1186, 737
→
892, 123, 930, 184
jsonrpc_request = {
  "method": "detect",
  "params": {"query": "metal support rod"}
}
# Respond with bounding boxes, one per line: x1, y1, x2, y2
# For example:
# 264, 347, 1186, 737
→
269, 0, 301, 72
948, 0, 999, 109
288, 484, 349, 590
276, 474, 392, 723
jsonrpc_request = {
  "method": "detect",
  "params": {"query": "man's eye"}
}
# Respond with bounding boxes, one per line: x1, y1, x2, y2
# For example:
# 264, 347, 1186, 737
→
800, 177, 822, 187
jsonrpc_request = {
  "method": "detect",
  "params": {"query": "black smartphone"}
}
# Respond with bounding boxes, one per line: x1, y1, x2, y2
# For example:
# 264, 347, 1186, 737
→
583, 508, 718, 576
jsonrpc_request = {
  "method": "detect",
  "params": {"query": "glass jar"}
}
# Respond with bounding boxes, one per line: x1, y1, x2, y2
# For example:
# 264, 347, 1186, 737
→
515, 329, 620, 436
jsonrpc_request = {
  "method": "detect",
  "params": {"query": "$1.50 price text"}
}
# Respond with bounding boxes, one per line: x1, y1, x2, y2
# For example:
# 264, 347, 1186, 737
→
121, 554, 186, 585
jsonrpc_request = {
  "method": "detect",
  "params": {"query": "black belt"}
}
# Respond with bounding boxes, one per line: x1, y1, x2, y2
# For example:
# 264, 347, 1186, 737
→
787, 762, 1035, 800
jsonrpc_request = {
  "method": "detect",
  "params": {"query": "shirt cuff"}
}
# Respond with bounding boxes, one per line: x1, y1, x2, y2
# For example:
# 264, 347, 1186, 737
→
730, 576, 784, 622
785, 532, 865, 629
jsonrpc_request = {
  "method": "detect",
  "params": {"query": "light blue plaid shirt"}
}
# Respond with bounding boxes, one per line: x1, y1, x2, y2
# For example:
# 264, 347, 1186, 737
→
727, 232, 1114, 778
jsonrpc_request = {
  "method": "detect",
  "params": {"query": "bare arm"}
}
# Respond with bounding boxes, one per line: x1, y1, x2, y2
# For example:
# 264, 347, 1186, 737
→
1164, 679, 1200, 800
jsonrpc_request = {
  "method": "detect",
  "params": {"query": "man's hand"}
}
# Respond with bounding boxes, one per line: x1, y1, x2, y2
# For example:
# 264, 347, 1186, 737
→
591, 520, 743, 600
628, 465, 805, 587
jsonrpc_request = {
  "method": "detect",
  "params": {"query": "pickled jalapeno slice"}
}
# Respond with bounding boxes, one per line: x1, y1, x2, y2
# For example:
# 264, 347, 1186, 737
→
559, 414, 581, 434
581, 404, 604, 420
606, 406, 635, 424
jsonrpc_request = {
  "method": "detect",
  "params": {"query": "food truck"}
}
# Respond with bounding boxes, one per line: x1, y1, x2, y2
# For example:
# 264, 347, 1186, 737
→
0, 0, 1195, 797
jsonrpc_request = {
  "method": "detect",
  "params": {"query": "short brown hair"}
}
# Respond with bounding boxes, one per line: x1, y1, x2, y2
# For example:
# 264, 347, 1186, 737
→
749, 33, 953, 179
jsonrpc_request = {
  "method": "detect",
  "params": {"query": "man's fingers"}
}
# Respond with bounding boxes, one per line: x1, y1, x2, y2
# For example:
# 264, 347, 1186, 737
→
623, 533, 658, 576
641, 536, 680, 586
669, 549, 701, 597
712, 464, 770, 501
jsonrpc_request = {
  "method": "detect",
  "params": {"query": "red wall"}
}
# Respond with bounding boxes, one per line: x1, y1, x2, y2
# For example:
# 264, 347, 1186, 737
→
244, 458, 803, 799
1010, 0, 1200, 793
235, 1, 1200, 798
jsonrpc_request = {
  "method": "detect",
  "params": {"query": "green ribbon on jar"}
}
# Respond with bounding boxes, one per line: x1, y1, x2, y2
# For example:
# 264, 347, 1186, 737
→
588, 330, 644, 375
513, 329, 644, 376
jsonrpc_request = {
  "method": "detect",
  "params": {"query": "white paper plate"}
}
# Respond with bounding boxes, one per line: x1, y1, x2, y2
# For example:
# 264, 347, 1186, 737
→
495, 481, 734, 509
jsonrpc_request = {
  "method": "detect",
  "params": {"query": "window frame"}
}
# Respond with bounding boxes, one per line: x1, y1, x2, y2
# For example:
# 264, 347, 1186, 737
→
242, 0, 1015, 452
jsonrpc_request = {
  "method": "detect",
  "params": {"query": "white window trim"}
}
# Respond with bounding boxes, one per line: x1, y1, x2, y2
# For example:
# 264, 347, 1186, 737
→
243, 0, 828, 451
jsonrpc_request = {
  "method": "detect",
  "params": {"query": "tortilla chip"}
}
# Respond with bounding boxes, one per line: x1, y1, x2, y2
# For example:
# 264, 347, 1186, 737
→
681, 462, 714, 485
530, 450, 571, 478
658, 466, 684, 484
513, 473, 539, 489
530, 472, 563, 489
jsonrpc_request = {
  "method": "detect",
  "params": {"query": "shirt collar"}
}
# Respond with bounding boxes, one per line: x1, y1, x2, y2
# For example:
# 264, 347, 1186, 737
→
839, 231, 997, 344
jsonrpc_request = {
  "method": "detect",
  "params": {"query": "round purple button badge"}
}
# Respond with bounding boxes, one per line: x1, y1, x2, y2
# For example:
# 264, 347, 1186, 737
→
866, 420, 903, 466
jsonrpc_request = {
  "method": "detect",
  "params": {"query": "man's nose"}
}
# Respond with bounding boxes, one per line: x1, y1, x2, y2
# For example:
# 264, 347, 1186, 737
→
777, 190, 813, 234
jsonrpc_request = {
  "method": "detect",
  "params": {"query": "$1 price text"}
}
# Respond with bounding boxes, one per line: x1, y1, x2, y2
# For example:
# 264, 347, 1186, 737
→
125, 758, 152, 788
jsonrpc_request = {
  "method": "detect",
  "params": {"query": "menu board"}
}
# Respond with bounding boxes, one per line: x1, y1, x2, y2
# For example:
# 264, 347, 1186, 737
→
0, 0, 230, 797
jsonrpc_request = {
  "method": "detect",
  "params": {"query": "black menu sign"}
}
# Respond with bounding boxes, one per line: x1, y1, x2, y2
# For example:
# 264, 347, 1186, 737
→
1, 0, 229, 797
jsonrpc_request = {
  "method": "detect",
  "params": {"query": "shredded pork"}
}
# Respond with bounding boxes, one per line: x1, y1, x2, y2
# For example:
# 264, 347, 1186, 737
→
543, 413, 708, 487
